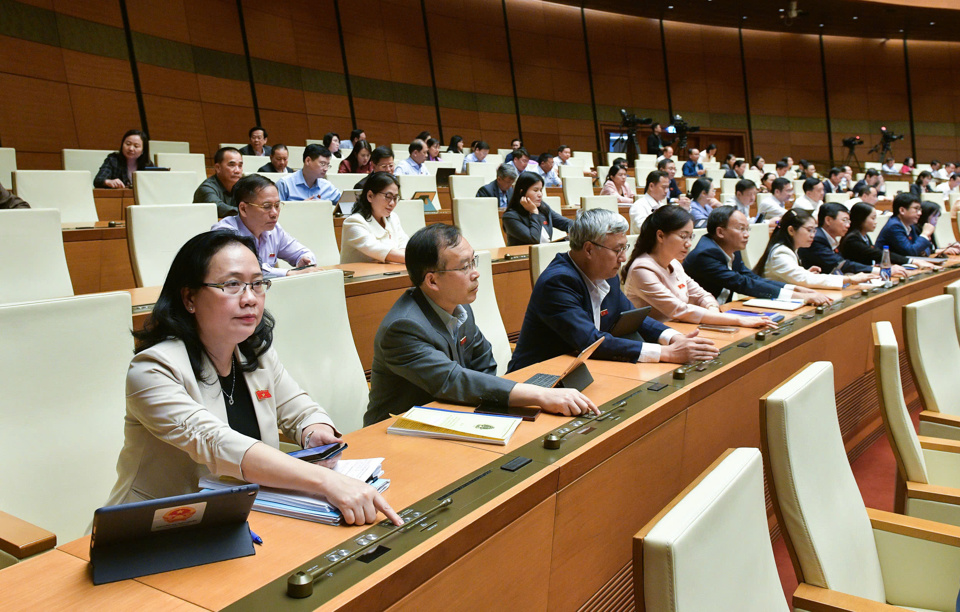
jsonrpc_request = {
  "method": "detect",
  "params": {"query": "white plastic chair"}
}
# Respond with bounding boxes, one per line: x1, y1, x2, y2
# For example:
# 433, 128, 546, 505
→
393, 199, 426, 236
127, 204, 218, 287
868, 213, 891, 244
452, 197, 505, 251
562, 176, 593, 209
0, 147, 17, 188
62, 149, 113, 179
904, 294, 960, 442
155, 153, 206, 180
285, 146, 305, 170
241, 155, 270, 174
276, 201, 340, 266
582, 195, 618, 214
529, 241, 571, 286
572, 151, 595, 169
449, 175, 486, 201
0, 292, 132, 542
13, 170, 98, 223
0, 209, 73, 303
326, 173, 366, 192
739, 222, 770, 270
466, 162, 497, 183
148, 140, 189, 159
133, 171, 198, 206
472, 251, 511, 376
267, 270, 368, 434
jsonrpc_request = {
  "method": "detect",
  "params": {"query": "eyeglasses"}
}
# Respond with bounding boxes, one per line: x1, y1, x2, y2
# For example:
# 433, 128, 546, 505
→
377, 192, 400, 203
588, 240, 629, 255
435, 254, 480, 274
675, 232, 694, 242
202, 279, 272, 295
245, 201, 284, 212
729, 225, 751, 234
316, 162, 331, 170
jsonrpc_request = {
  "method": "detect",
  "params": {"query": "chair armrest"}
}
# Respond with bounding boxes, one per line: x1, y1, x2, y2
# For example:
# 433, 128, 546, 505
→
919, 411, 960, 427
867, 508, 960, 610
0, 511, 56, 560
918, 436, 960, 453
792, 583, 907, 611
918, 411, 960, 442
918, 440, 960, 489
906, 481, 960, 506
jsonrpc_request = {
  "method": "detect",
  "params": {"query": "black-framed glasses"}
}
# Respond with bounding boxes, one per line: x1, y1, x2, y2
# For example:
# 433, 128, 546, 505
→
202, 279, 272, 295
588, 241, 629, 255
435, 254, 480, 274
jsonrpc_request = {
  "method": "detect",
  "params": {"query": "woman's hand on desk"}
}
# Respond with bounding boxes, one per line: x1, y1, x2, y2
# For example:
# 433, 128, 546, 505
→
105, 178, 125, 189
661, 330, 719, 363
737, 315, 778, 329
321, 470, 404, 527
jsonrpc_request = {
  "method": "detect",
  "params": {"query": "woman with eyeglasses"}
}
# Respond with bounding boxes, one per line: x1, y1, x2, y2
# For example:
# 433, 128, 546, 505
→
754, 208, 874, 288
212, 175, 318, 277
622, 206, 776, 328
340, 171, 409, 264
106, 229, 402, 526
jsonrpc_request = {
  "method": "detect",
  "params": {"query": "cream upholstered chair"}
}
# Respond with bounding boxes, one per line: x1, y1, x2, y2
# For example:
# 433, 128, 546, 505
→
219, 142, 246, 150
739, 222, 770, 269
393, 199, 426, 236
452, 197, 505, 251
471, 251, 511, 376
252, 172, 286, 183
944, 280, 960, 345
634, 448, 789, 612
0, 292, 132, 542
276, 201, 340, 266
582, 195, 618, 214
763, 361, 960, 612
743, 169, 761, 184
868, 212, 891, 244
466, 162, 497, 182
483, 154, 504, 167
705, 168, 725, 181
824, 192, 851, 204
0, 147, 16, 187
886, 182, 909, 196
874, 321, 960, 526
155, 153, 206, 179
12, 170, 98, 223
399, 174, 440, 211
127, 204, 218, 287
61, 149, 113, 179
326, 173, 366, 192
439, 152, 464, 169
285, 146, 305, 169
423, 160, 456, 177
529, 241, 571, 286
241, 155, 269, 173
690, 227, 707, 250
449, 175, 486, 201
572, 151, 595, 170
392, 143, 409, 156
267, 270, 368, 434
596, 165, 612, 181
133, 171, 198, 206
720, 177, 739, 197
931, 205, 956, 248
147, 140, 189, 158
904, 294, 960, 442
541, 195, 567, 241
636, 153, 657, 166
0, 209, 73, 303
562, 176, 593, 209
558, 164, 583, 179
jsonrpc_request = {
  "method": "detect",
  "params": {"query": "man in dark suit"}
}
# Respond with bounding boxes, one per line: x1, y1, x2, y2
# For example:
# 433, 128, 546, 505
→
508, 209, 718, 372
364, 224, 597, 425
238, 126, 271, 157
724, 159, 746, 179
685, 206, 829, 305
476, 163, 518, 209
822, 167, 844, 194
646, 122, 672, 156
798, 203, 875, 274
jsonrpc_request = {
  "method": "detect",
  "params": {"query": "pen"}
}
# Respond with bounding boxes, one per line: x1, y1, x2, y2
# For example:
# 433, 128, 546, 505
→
249, 525, 263, 545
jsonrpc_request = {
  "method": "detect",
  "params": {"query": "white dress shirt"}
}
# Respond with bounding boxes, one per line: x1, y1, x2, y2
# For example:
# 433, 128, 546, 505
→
764, 244, 844, 289
757, 194, 786, 221
792, 194, 820, 214
629, 193, 663, 234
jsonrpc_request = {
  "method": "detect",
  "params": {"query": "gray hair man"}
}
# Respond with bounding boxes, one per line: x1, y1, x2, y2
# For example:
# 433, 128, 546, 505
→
476, 162, 519, 209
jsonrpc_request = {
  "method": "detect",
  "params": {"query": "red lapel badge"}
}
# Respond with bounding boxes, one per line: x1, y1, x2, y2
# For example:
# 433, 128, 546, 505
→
256, 389, 272, 400
459, 336, 467, 345
600, 309, 609, 316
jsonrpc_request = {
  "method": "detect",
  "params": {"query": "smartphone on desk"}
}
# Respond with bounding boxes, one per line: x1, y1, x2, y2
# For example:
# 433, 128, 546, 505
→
288, 442, 347, 463
475, 402, 540, 422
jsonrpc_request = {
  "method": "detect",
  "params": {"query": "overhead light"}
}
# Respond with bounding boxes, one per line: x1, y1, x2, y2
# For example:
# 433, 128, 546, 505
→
667, 5, 673, 8
930, 21, 936, 25
852, 16, 858, 20
819, 23, 824, 27
779, 8, 784, 11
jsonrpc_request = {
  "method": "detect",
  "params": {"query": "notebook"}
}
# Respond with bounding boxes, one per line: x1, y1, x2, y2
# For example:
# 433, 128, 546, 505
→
388, 406, 522, 445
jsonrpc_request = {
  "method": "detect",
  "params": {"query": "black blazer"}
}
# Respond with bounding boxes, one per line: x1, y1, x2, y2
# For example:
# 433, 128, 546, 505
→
909, 183, 934, 197
723, 169, 738, 179
501, 203, 572, 246
798, 227, 872, 273
477, 180, 512, 202
93, 152, 155, 188
684, 235, 786, 301
840, 231, 909, 266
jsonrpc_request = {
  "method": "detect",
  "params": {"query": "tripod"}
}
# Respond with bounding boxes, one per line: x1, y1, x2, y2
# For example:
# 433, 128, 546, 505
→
842, 146, 861, 172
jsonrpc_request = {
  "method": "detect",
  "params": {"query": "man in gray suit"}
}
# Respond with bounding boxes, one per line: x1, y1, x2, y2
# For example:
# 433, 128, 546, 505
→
476, 163, 518, 210
364, 224, 598, 426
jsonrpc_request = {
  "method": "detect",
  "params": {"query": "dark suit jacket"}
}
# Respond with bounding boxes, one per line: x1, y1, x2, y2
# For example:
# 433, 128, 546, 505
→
798, 227, 872, 273
909, 183, 934, 197
93, 152, 156, 188
0, 182, 28, 209
668, 178, 682, 200
684, 236, 786, 300
364, 288, 515, 426
822, 180, 841, 194
501, 203, 572, 246
239, 144, 272, 156
840, 231, 909, 266
477, 180, 512, 205
876, 216, 933, 257
724, 169, 738, 179
507, 252, 670, 372
257, 162, 293, 173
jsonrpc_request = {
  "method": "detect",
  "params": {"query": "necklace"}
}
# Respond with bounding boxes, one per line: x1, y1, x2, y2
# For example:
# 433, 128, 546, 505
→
221, 358, 236, 406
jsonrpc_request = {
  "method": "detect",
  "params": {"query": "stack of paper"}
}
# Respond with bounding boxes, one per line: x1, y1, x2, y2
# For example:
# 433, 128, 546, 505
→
387, 406, 522, 445
199, 459, 389, 525
742, 298, 805, 311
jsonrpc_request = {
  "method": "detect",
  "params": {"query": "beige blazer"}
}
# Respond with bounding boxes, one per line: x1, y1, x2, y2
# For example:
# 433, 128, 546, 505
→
106, 339, 335, 505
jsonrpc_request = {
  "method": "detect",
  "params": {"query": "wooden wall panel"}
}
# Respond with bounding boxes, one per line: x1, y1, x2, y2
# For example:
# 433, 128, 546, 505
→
904, 39, 960, 163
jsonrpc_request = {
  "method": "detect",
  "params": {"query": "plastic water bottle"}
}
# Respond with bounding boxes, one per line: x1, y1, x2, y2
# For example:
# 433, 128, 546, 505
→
880, 246, 893, 287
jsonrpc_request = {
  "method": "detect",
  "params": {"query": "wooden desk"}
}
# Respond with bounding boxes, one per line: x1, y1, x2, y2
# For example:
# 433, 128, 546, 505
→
93, 188, 134, 222
62, 222, 135, 294
10, 265, 955, 611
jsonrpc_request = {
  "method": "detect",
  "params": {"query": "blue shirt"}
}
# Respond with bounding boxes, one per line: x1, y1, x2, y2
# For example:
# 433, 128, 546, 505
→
689, 200, 713, 224
276, 169, 341, 204
462, 152, 486, 172
211, 215, 315, 277
682, 161, 703, 177
395, 157, 429, 176
530, 162, 562, 187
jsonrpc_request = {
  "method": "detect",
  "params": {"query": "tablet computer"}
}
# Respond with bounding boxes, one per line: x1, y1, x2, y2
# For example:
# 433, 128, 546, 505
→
610, 306, 652, 337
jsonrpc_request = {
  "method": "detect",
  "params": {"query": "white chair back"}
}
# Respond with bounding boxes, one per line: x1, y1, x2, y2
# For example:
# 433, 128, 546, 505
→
705, 168, 725, 181
267, 270, 368, 433
762, 361, 887, 602
865, 162, 881, 170
219, 143, 246, 150
944, 280, 960, 347
439, 152, 465, 169
529, 241, 571, 286
398, 175, 440, 211
326, 173, 366, 192
285, 146, 305, 170
690, 227, 707, 251
558, 164, 583, 179
639, 448, 789, 612
148, 140, 189, 159
452, 198, 505, 251
0, 147, 17, 187
740, 222, 769, 269
277, 201, 340, 266
0, 292, 132, 541
449, 175, 486, 201
904, 295, 960, 418
572, 151, 595, 169
392, 144, 409, 156
824, 192, 851, 204
720, 178, 739, 197
155, 153, 206, 180
127, 204, 218, 287
933, 210, 956, 249
582, 195, 618, 214
62, 149, 113, 179
13, 170, 98, 223
562, 176, 593, 208
484, 154, 504, 167
423, 161, 456, 177
242, 155, 269, 173
466, 162, 497, 182
636, 153, 657, 166
393, 199, 426, 236
133, 171, 198, 206
886, 182, 909, 196
472, 251, 511, 376
743, 169, 761, 184
0, 209, 73, 303
253, 172, 287, 182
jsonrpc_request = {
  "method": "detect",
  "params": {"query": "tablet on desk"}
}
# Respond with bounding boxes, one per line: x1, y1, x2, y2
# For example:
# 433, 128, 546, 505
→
434, 167, 456, 188
523, 336, 604, 391
610, 307, 651, 337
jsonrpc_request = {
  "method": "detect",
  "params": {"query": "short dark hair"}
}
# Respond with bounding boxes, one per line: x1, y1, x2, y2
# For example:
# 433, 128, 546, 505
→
853, 183, 875, 198
270, 144, 288, 156
651, 122, 661, 130
931, 159, 941, 166
705, 143, 717, 153
349, 128, 365, 142
775, 160, 789, 170
733, 159, 746, 170
865, 168, 880, 178
370, 146, 394, 165
558, 144, 570, 154
134, 230, 274, 384
656, 158, 674, 171
234, 174, 275, 205
706, 205, 738, 239
513, 147, 529, 160
762, 172, 775, 184
474, 141, 490, 151
354, 172, 400, 220
735, 178, 756, 194
802, 177, 820, 193
408, 139, 426, 155
828, 167, 843, 179
646, 170, 669, 190
622, 205, 693, 283
322, 132, 340, 149
416, 131, 432, 141
537, 152, 553, 165
511, 138, 522, 146
507, 171, 545, 213
303, 144, 332, 162
817, 202, 847, 226
771, 177, 791, 194
892, 192, 920, 216
214, 146, 241, 164
405, 224, 463, 287
249, 126, 267, 138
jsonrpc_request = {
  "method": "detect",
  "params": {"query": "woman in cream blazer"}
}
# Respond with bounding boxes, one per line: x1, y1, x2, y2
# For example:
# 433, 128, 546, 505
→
340, 172, 409, 264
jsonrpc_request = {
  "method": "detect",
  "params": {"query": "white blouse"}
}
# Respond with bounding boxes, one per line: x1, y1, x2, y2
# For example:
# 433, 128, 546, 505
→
763, 244, 843, 289
340, 212, 409, 264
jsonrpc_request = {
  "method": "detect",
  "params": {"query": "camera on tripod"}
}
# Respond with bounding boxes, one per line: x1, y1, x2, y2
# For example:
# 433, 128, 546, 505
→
668, 115, 699, 150
842, 136, 864, 148
619, 109, 652, 128
880, 126, 904, 143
